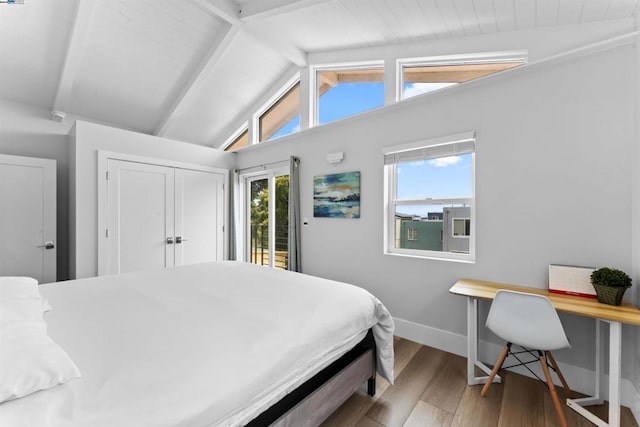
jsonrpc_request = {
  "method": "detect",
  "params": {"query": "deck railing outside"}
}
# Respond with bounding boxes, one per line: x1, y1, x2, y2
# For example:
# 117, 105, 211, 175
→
250, 224, 288, 269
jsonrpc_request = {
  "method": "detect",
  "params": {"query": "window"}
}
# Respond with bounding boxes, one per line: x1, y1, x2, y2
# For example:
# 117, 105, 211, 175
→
452, 218, 471, 237
224, 128, 248, 152
257, 79, 300, 142
399, 54, 525, 100
243, 167, 290, 269
315, 64, 384, 125
384, 132, 475, 261
223, 52, 525, 150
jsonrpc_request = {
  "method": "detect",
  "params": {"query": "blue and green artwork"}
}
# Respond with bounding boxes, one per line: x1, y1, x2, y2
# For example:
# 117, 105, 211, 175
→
313, 171, 360, 218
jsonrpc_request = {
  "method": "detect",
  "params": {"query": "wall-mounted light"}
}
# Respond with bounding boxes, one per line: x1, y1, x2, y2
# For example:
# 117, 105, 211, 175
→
327, 151, 344, 164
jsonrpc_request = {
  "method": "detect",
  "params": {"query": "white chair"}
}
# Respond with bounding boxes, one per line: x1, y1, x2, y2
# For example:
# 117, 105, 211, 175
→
480, 290, 573, 427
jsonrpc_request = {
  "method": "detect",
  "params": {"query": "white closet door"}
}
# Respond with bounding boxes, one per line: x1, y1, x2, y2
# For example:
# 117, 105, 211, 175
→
107, 160, 175, 274
174, 168, 224, 266
0, 154, 56, 283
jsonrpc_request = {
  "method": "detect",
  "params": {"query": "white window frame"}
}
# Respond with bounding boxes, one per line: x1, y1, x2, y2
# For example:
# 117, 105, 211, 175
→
239, 162, 289, 268
310, 60, 384, 127
383, 131, 476, 262
252, 73, 301, 144
396, 51, 528, 101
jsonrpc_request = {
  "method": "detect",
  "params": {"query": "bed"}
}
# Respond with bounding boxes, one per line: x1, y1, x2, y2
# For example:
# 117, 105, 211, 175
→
0, 261, 394, 426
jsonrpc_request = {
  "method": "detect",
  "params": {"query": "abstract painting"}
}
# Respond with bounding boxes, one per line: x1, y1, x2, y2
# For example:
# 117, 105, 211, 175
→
313, 171, 360, 218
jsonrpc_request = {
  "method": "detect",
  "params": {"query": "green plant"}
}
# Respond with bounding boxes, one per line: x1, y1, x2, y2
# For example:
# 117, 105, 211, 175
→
590, 267, 632, 288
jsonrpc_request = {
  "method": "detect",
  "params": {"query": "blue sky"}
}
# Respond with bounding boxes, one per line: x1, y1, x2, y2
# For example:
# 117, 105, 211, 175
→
271, 81, 460, 138
271, 82, 385, 138
396, 155, 472, 217
318, 82, 384, 125
271, 81, 470, 218
397, 155, 472, 200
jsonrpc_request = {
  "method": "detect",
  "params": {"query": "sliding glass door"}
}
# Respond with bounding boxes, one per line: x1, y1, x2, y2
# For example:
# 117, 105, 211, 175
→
245, 170, 289, 269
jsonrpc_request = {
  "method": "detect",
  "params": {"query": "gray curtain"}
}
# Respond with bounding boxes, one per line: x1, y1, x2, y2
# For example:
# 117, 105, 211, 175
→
288, 156, 301, 272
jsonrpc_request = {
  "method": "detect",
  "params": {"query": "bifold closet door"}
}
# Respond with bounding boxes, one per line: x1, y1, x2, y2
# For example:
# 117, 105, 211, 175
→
174, 168, 224, 266
0, 154, 56, 283
107, 160, 175, 274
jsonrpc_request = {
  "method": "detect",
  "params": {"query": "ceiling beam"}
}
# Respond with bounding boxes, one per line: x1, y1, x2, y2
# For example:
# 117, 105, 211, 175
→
192, 0, 242, 25
193, 0, 307, 66
155, 24, 240, 137
51, 0, 97, 120
243, 26, 307, 66
239, 0, 335, 22
319, 71, 338, 87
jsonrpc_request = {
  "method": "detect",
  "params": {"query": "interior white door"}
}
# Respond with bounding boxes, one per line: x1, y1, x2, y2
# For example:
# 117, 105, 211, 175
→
0, 154, 56, 283
107, 160, 174, 274
174, 168, 224, 265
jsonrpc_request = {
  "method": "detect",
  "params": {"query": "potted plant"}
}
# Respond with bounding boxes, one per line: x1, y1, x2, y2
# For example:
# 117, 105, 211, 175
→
590, 267, 632, 306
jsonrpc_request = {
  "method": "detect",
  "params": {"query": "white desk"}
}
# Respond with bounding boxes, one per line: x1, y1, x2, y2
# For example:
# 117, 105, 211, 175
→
450, 278, 640, 427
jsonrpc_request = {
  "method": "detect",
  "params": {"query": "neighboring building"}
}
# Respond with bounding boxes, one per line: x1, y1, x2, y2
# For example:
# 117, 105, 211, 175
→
442, 207, 471, 254
399, 220, 443, 251
397, 207, 470, 254
426, 212, 443, 221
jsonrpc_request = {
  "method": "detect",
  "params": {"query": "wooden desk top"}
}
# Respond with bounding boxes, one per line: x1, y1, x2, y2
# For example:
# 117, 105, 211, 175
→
450, 278, 640, 326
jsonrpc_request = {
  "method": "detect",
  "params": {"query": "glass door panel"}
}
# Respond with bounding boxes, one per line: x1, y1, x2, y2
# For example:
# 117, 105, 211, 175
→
274, 175, 289, 270
249, 178, 269, 266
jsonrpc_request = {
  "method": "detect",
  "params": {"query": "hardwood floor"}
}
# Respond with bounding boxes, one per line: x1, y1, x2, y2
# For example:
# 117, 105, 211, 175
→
321, 337, 638, 427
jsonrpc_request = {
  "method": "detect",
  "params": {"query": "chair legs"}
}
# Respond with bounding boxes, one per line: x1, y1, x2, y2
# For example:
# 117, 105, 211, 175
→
539, 351, 568, 427
480, 343, 510, 397
480, 346, 572, 427
546, 351, 573, 399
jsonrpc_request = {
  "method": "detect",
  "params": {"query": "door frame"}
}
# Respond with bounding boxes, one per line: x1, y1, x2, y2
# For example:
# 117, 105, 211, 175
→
97, 151, 228, 276
0, 153, 56, 283
239, 164, 289, 268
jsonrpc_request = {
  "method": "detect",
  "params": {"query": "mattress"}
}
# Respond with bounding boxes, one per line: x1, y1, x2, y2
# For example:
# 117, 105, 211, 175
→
0, 261, 394, 426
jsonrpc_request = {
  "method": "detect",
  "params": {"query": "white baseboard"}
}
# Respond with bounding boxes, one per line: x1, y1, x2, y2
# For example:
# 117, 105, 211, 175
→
393, 316, 468, 357
393, 316, 639, 422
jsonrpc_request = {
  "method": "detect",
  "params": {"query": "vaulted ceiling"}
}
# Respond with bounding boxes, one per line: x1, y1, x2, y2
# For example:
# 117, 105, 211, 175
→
0, 0, 637, 148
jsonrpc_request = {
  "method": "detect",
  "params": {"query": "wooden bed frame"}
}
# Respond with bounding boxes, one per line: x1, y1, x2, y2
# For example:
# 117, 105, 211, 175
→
246, 329, 377, 426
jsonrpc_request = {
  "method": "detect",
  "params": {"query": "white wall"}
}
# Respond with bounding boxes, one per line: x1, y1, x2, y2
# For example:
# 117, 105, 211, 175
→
235, 41, 636, 398
632, 12, 640, 421
0, 100, 77, 280
69, 120, 235, 279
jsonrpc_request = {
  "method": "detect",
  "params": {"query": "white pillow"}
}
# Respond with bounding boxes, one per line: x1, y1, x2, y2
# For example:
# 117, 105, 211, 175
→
0, 277, 81, 403
0, 276, 51, 313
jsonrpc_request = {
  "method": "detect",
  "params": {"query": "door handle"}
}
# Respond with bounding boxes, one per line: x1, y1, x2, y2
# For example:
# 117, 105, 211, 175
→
175, 236, 188, 244
166, 237, 174, 244
37, 241, 55, 250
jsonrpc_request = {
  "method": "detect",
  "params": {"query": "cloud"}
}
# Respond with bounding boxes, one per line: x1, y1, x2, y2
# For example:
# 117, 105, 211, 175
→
403, 82, 457, 99
429, 155, 461, 167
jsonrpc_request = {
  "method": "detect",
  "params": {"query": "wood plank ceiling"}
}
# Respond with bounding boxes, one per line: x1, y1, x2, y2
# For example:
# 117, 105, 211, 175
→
0, 0, 637, 147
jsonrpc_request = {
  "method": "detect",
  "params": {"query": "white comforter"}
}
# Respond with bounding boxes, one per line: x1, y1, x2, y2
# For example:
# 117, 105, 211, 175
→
0, 262, 394, 426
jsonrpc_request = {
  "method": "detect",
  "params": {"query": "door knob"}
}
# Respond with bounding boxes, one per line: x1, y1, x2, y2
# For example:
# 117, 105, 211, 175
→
37, 241, 55, 250
166, 237, 174, 244
175, 236, 188, 244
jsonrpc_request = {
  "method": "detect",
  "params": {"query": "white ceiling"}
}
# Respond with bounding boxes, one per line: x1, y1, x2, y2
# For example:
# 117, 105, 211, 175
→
0, 0, 637, 148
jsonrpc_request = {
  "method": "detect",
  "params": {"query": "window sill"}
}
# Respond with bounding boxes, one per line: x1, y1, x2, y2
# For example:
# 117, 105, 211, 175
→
384, 249, 475, 264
